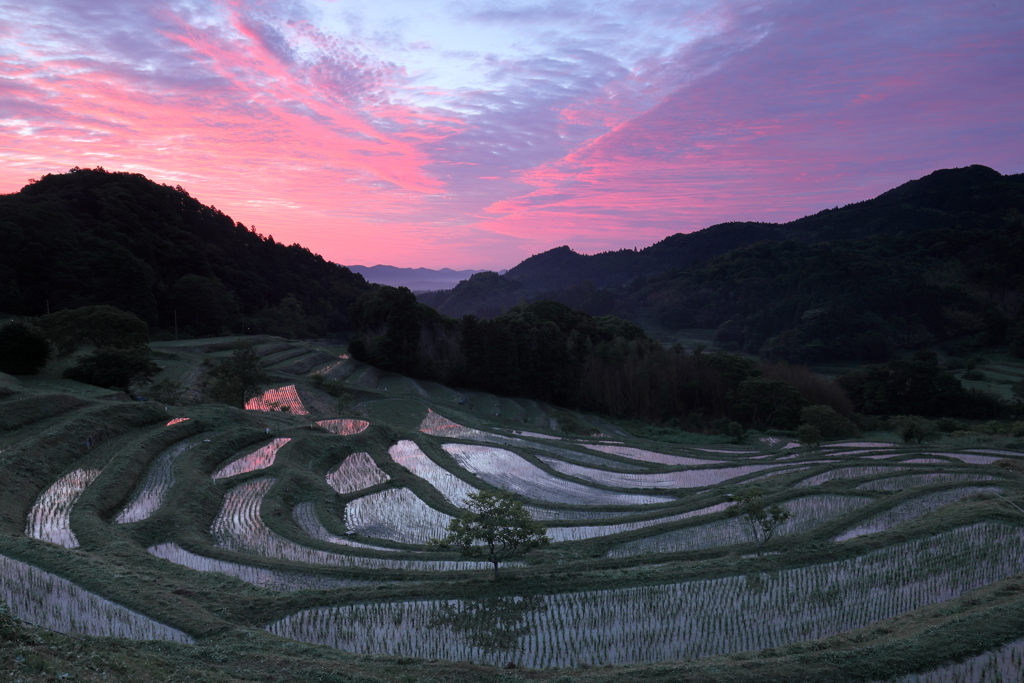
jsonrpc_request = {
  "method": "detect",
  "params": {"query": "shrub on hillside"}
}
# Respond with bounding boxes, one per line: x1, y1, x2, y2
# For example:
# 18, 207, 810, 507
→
39, 305, 149, 356
889, 415, 939, 444
0, 321, 51, 375
799, 405, 859, 439
760, 361, 855, 417
797, 424, 823, 448
63, 346, 160, 392
207, 343, 269, 408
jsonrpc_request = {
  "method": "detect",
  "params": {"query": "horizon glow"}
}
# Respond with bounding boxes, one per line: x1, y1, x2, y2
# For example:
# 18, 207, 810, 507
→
1, 0, 1022, 269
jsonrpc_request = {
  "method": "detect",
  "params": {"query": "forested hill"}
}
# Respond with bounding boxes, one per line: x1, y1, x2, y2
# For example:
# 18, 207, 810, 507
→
418, 165, 1024, 362
0, 167, 372, 337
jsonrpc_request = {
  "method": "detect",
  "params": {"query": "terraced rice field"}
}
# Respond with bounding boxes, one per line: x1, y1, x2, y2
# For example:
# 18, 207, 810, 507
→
25, 468, 101, 547
269, 524, 1024, 667
3, 349, 1024, 681
212, 437, 291, 479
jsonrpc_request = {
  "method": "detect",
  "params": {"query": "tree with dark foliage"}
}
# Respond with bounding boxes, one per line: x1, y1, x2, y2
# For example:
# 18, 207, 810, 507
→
0, 321, 51, 375
207, 343, 270, 408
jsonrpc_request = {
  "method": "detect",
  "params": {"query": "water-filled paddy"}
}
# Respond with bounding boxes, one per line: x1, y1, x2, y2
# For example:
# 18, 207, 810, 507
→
1, 552, 193, 641
269, 524, 1024, 667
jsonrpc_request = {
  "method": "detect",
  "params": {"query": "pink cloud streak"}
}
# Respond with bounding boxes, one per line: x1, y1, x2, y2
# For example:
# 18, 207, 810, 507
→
0, 0, 1021, 268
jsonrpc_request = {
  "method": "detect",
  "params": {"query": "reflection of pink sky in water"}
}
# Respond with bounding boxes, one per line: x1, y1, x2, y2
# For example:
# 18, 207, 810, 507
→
212, 438, 291, 479
418, 409, 484, 440
326, 452, 390, 495
115, 433, 210, 524
246, 385, 307, 414
25, 468, 101, 548
166, 417, 189, 426
317, 419, 369, 436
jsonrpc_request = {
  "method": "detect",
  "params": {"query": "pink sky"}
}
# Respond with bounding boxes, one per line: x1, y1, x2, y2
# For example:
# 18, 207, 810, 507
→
2, 0, 1022, 269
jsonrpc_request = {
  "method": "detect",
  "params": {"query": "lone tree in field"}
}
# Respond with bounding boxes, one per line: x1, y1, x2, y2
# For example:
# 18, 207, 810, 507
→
726, 487, 791, 556
430, 490, 549, 577
207, 342, 270, 408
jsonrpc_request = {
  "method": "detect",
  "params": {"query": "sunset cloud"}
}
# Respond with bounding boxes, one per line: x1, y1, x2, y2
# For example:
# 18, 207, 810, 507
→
1, 0, 1021, 268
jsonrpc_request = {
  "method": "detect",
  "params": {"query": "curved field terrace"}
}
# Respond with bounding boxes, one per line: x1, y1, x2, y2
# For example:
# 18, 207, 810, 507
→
2, 341, 1024, 682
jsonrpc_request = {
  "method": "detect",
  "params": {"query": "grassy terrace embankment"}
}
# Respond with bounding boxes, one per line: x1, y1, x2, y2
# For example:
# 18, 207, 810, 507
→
2, 337, 1024, 682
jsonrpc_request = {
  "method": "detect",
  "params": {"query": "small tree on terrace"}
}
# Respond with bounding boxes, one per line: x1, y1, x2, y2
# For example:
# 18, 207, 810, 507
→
429, 491, 549, 578
726, 487, 791, 556
207, 342, 270, 408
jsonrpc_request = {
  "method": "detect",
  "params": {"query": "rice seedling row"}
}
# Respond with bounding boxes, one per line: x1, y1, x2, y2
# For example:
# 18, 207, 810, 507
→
607, 495, 874, 557
268, 524, 1024, 668
546, 503, 731, 543
344, 487, 454, 546
326, 451, 391, 494
442, 443, 673, 506
293, 500, 399, 551
835, 487, 1005, 541
212, 437, 291, 479
115, 432, 212, 524
316, 419, 369, 435
796, 465, 915, 487
881, 636, 1024, 683
0, 552, 193, 642
857, 473, 999, 491
148, 543, 361, 591
245, 385, 308, 414
389, 440, 478, 506
539, 455, 791, 490
523, 506, 639, 522
24, 468, 102, 548
213, 478, 483, 570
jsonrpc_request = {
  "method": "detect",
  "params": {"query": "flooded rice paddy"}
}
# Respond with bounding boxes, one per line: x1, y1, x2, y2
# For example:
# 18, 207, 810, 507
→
7, 378, 1024, 674
442, 443, 673, 506
268, 524, 1024, 667
116, 433, 211, 524
212, 437, 291, 479
25, 468, 101, 547
1, 553, 193, 641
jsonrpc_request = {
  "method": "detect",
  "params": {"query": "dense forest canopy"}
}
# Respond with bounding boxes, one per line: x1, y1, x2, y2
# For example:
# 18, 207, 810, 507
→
0, 167, 372, 337
420, 166, 1024, 362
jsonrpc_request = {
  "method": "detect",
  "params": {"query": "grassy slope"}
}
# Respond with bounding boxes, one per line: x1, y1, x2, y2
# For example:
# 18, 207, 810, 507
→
2, 336, 1024, 682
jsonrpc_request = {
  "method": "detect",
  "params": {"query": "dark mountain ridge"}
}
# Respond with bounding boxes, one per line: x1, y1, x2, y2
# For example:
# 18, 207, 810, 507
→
0, 167, 372, 337
419, 165, 1024, 361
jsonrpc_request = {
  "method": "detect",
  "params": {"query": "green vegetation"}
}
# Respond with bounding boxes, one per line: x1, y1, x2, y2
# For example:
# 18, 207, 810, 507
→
62, 346, 160, 393
3, 335, 1024, 682
725, 487, 792, 555
206, 343, 270, 408
0, 167, 372, 337
430, 490, 550, 577
0, 321, 51, 375
38, 305, 150, 356
419, 166, 1024, 366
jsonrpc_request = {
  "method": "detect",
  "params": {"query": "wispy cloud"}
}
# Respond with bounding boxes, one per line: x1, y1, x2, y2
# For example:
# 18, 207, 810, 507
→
1, 0, 1021, 268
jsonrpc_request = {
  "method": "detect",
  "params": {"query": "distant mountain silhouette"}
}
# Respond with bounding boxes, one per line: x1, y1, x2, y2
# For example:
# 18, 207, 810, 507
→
419, 165, 1024, 362
346, 264, 484, 292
